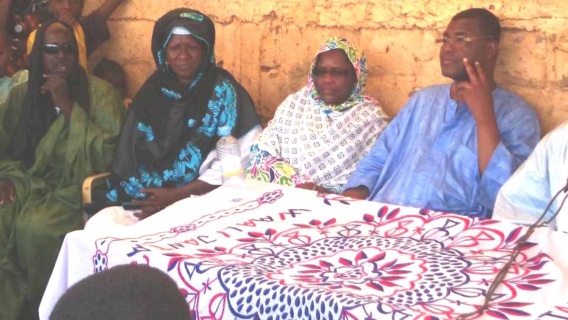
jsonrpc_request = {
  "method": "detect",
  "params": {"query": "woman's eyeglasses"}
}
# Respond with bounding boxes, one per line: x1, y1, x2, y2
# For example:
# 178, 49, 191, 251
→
312, 68, 352, 79
42, 43, 75, 55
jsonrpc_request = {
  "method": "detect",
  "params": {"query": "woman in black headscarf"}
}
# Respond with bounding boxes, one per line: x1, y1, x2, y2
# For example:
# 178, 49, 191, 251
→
102, 8, 260, 220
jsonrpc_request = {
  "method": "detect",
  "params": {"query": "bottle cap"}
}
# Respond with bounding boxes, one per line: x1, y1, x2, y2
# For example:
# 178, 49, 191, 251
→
218, 126, 232, 137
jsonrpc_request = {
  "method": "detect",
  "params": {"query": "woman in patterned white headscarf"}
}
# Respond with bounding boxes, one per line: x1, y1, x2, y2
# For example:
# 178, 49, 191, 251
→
246, 37, 389, 193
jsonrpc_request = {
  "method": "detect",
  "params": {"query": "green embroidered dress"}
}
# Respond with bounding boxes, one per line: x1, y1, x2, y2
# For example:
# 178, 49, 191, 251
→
0, 75, 126, 319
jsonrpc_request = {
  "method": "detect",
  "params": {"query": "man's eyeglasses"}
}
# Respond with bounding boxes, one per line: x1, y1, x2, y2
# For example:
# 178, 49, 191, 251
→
42, 43, 75, 55
435, 35, 494, 46
312, 68, 352, 79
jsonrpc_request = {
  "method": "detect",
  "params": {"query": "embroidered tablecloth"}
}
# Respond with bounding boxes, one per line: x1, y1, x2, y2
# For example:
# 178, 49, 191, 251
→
40, 184, 568, 319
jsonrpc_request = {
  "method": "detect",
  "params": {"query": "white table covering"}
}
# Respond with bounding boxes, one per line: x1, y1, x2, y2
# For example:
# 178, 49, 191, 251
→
40, 183, 568, 319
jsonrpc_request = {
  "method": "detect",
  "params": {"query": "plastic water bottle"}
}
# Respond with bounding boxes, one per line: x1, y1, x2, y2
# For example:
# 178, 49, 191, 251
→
216, 126, 245, 187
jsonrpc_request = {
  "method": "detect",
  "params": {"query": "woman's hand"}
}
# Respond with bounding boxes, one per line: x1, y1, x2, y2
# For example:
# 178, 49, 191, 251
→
0, 179, 16, 206
131, 187, 181, 220
129, 180, 219, 220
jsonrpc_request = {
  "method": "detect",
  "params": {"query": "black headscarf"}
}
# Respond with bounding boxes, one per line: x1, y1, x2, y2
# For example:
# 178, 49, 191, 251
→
128, 8, 220, 169
10, 20, 90, 168
105, 8, 259, 203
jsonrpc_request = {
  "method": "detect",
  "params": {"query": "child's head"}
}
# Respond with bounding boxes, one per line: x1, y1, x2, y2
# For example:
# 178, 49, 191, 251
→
50, 264, 191, 320
93, 58, 128, 99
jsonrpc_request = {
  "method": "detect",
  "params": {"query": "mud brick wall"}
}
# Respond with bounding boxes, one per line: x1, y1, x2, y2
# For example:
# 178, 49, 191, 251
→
86, 0, 568, 133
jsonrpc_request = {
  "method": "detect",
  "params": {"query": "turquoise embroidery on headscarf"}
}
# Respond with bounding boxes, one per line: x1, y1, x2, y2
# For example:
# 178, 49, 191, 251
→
189, 72, 203, 91
180, 12, 204, 21
307, 37, 368, 113
161, 87, 182, 100
157, 50, 166, 73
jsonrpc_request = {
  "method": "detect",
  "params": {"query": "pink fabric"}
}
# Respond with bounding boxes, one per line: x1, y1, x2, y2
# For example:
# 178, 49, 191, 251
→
41, 184, 568, 319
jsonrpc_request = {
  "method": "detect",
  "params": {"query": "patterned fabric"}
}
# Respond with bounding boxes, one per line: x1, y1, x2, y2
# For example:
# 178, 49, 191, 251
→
494, 121, 568, 233
344, 84, 541, 218
104, 8, 259, 204
307, 37, 369, 113
39, 184, 568, 319
247, 38, 389, 193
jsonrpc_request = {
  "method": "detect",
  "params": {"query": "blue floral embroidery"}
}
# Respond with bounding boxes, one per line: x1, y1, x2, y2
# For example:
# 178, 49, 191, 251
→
138, 167, 163, 188
162, 169, 175, 181
170, 143, 202, 183
120, 177, 145, 199
114, 78, 238, 199
115, 143, 204, 199
215, 80, 237, 136
137, 122, 155, 142
199, 79, 238, 137
106, 188, 118, 202
199, 110, 217, 137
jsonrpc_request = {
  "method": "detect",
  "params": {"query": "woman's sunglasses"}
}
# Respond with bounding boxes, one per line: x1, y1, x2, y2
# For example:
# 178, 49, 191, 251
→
42, 43, 75, 55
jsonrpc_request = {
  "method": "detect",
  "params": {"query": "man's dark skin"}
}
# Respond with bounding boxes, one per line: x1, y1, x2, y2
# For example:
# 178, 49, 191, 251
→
0, 22, 78, 206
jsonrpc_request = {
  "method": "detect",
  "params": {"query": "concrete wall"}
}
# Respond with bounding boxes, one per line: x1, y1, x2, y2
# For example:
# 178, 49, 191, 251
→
86, 0, 568, 134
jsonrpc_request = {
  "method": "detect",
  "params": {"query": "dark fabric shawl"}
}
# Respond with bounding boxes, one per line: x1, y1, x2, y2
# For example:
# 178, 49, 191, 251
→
104, 8, 259, 204
10, 20, 90, 168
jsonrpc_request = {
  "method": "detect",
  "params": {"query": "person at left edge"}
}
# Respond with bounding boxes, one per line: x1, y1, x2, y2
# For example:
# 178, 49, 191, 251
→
0, 20, 125, 320
0, 0, 28, 105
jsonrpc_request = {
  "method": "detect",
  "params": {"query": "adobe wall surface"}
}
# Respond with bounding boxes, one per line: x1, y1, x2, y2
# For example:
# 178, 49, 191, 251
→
87, 0, 568, 133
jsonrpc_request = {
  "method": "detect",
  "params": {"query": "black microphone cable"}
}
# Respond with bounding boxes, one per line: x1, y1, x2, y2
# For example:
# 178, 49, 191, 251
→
457, 178, 568, 319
